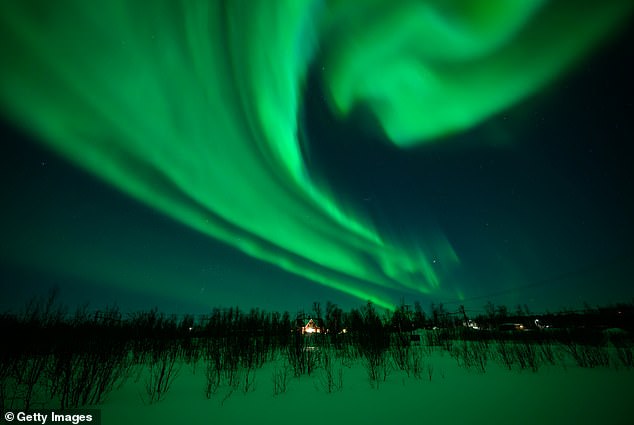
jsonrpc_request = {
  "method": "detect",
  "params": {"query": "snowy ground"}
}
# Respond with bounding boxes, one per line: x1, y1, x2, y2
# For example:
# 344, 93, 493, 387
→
99, 348, 634, 425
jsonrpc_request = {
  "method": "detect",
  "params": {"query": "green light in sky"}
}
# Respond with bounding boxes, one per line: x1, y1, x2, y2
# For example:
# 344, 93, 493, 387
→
0, 0, 630, 309
321, 0, 631, 145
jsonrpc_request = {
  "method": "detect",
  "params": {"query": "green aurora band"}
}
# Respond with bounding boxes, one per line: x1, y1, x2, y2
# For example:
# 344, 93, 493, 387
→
0, 0, 630, 309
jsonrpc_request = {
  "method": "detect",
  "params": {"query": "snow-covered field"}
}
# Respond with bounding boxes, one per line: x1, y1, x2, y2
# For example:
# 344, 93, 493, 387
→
100, 348, 634, 425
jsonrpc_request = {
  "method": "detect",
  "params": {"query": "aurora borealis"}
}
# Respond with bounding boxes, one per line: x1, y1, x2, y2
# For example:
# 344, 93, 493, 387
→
0, 1, 632, 313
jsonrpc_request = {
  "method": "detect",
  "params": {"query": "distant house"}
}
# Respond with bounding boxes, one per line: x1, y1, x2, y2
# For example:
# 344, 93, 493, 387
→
463, 319, 480, 330
302, 318, 321, 335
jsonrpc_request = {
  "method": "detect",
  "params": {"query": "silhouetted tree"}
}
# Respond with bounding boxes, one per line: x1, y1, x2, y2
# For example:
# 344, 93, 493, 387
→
484, 301, 496, 322
413, 301, 426, 329
496, 305, 509, 321
312, 301, 322, 325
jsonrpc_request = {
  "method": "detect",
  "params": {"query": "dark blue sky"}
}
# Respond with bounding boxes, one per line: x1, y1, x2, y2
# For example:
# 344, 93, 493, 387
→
301, 23, 633, 312
1, 16, 632, 317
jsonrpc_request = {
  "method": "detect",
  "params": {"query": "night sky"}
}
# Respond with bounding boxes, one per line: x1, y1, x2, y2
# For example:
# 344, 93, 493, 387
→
1, 1, 633, 315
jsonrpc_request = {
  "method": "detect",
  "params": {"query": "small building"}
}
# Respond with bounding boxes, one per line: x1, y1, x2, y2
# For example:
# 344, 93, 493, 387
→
462, 319, 480, 330
302, 318, 321, 335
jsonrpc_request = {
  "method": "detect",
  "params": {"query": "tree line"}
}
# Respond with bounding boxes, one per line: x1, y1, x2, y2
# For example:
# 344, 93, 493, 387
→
1, 291, 632, 409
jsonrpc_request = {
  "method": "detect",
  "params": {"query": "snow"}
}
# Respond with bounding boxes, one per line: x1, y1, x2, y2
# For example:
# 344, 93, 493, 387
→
98, 348, 634, 425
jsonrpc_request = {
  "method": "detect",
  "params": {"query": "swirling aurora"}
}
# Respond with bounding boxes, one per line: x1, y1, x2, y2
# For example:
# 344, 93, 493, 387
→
0, 0, 631, 310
